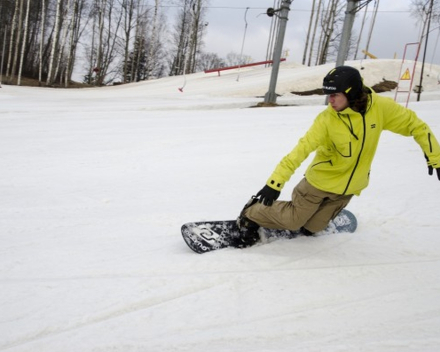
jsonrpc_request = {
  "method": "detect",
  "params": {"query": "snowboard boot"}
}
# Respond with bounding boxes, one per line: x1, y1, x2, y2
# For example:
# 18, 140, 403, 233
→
300, 226, 315, 236
232, 219, 260, 248
233, 197, 261, 248
236, 196, 259, 225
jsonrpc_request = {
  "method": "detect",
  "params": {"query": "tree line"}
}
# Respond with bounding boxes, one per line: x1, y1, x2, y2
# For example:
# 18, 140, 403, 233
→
1, 0, 432, 87
0, 0, 221, 86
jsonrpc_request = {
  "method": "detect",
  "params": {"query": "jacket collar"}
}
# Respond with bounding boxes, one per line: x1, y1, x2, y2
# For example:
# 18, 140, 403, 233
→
326, 87, 375, 117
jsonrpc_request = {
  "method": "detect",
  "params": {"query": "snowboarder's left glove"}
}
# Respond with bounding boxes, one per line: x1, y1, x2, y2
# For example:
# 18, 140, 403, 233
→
256, 185, 280, 206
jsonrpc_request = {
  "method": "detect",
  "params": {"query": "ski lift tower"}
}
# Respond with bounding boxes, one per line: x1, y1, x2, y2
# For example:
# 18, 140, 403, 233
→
263, 0, 292, 105
336, 0, 373, 67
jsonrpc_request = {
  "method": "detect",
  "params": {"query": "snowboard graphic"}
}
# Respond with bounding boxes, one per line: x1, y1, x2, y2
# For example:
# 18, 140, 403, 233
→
181, 209, 357, 254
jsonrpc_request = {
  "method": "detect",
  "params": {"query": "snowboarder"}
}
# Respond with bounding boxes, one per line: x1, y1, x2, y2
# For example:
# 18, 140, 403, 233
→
236, 65, 440, 247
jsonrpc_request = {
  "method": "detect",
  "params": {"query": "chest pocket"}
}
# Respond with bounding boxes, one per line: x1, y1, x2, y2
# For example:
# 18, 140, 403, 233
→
332, 134, 352, 157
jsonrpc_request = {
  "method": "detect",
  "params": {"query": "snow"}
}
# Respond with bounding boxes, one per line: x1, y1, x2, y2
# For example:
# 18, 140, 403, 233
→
1, 60, 440, 352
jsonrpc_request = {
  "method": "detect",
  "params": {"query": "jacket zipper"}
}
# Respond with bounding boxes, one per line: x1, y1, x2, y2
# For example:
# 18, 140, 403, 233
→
338, 113, 359, 140
342, 113, 366, 195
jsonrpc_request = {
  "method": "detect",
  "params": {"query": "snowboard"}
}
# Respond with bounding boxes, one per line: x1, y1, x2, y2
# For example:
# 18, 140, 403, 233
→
181, 209, 357, 254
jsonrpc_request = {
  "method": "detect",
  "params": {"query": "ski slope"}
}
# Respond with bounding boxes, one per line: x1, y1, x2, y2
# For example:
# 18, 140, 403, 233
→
1, 60, 440, 351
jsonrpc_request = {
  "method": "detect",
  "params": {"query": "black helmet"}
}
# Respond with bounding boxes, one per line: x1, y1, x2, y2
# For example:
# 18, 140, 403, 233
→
322, 66, 363, 102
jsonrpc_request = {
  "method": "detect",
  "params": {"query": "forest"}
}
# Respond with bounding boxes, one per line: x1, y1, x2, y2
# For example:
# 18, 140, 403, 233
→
0, 0, 435, 87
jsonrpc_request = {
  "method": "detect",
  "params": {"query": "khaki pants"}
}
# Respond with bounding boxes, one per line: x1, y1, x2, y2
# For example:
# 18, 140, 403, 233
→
244, 178, 353, 233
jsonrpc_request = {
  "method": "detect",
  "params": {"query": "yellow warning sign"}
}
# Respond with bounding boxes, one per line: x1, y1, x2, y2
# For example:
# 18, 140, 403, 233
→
401, 68, 411, 80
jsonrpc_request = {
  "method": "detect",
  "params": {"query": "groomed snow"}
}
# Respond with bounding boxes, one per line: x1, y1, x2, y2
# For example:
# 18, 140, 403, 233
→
1, 60, 440, 352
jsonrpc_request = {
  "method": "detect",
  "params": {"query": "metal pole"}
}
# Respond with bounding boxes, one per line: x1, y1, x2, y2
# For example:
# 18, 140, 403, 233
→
264, 0, 292, 105
417, 0, 434, 102
336, 0, 358, 66
324, 0, 359, 105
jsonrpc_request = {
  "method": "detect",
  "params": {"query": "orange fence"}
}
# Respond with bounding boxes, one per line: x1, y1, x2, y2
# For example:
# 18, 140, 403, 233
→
204, 58, 286, 76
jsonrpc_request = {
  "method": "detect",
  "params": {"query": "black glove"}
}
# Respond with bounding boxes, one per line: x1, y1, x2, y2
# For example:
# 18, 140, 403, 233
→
428, 165, 440, 180
425, 154, 440, 180
256, 185, 280, 206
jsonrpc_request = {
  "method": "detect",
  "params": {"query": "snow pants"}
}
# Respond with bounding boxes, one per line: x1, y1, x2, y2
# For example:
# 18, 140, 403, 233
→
244, 178, 353, 233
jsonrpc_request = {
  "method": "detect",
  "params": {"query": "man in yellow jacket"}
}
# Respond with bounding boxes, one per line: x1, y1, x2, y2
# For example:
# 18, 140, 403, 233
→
236, 65, 440, 247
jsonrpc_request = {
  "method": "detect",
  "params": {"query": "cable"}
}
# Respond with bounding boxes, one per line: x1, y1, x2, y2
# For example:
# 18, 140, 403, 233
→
236, 7, 249, 82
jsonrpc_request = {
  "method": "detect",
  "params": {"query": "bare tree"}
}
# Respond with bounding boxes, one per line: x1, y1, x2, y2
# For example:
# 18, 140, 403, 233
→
303, 0, 354, 66
169, 0, 208, 76
17, 0, 30, 85
38, 0, 46, 84
46, 0, 62, 85
85, 0, 125, 85
54, 0, 74, 85
302, 0, 316, 65
64, 0, 89, 86
145, 0, 159, 80
410, 0, 440, 24
130, 12, 147, 82
95, 0, 107, 82
317, 0, 341, 65
186, 0, 202, 73
196, 52, 224, 71
6, 0, 20, 80
120, 0, 138, 83
11, 0, 24, 79
307, 0, 323, 66
225, 51, 251, 66
0, 0, 205, 86
97, 0, 124, 85
123, 4, 168, 82
170, 0, 191, 76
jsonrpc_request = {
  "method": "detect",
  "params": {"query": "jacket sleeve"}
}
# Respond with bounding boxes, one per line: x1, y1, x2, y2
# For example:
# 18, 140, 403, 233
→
266, 114, 327, 191
381, 97, 440, 168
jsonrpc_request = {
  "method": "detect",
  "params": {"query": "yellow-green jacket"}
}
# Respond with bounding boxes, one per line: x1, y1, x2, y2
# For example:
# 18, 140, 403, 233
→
267, 89, 440, 196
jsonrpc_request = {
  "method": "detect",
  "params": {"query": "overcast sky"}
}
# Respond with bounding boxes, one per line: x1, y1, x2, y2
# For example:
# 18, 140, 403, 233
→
199, 0, 440, 68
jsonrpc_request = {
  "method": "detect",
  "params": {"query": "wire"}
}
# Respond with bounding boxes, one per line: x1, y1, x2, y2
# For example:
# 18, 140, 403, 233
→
236, 7, 249, 82
141, 2, 411, 13
157, 6, 410, 13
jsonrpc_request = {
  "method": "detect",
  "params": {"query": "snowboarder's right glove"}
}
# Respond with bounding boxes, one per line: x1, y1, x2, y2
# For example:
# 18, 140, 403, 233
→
256, 185, 280, 206
428, 165, 440, 180
425, 154, 440, 180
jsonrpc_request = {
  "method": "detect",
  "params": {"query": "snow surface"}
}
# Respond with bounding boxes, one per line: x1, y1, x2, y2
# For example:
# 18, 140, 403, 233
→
1, 60, 440, 352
